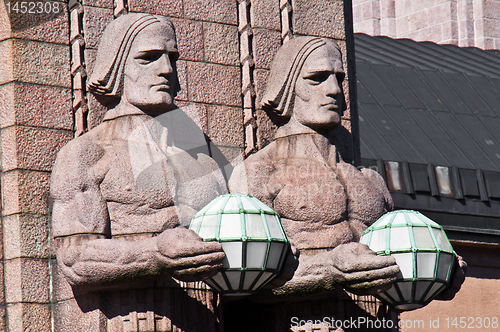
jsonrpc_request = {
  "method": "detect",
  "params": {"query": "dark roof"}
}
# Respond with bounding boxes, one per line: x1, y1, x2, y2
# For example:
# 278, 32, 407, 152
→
355, 33, 500, 242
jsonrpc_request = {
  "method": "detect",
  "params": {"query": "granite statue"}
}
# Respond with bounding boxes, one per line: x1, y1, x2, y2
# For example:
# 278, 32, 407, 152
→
229, 36, 466, 299
51, 13, 228, 292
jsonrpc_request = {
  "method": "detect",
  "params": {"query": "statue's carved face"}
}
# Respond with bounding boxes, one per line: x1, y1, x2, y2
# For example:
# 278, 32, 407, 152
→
122, 23, 179, 114
292, 44, 345, 130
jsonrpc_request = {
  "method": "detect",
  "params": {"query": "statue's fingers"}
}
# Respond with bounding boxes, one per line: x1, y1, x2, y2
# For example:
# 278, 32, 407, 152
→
173, 264, 222, 282
164, 251, 225, 270
346, 280, 395, 296
185, 240, 224, 256
162, 240, 224, 258
342, 265, 399, 284
338, 255, 398, 273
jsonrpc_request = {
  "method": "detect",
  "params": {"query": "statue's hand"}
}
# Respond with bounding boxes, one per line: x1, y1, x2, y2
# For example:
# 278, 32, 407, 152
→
156, 227, 225, 282
264, 244, 300, 289
330, 242, 399, 295
434, 254, 467, 300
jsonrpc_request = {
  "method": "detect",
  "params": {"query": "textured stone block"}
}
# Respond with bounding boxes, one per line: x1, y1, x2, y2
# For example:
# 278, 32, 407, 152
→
87, 92, 108, 129
184, 0, 237, 24
1, 170, 51, 216
409, 10, 429, 32
0, 307, 5, 331
484, 1, 500, 20
413, 0, 439, 12
1, 126, 73, 172
129, 0, 183, 18
352, 4, 363, 23
293, 0, 345, 39
362, 0, 380, 20
53, 298, 106, 332
6, 303, 51, 332
170, 19, 204, 62
51, 259, 75, 302
380, 17, 396, 36
395, 0, 412, 17
0, 40, 14, 83
82, 0, 113, 8
396, 15, 410, 35
84, 48, 98, 78
175, 60, 188, 101
187, 62, 241, 107
251, 0, 280, 30
0, 264, 4, 304
253, 28, 281, 70
380, 0, 396, 18
256, 108, 277, 150
353, 19, 380, 35
1, 3, 69, 44
0, 39, 71, 87
337, 40, 351, 121
3, 214, 49, 259
207, 105, 244, 148
83, 6, 113, 49
420, 24, 443, 42
483, 18, 500, 38
0, 83, 72, 130
203, 23, 239, 65
254, 68, 269, 106
4, 258, 49, 303
442, 20, 459, 41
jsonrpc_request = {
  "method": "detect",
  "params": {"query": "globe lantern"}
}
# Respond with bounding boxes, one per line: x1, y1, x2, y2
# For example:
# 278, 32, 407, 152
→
189, 194, 290, 295
359, 210, 456, 311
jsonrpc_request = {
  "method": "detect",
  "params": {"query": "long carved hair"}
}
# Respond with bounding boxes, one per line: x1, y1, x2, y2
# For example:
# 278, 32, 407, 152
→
87, 13, 180, 106
261, 37, 342, 124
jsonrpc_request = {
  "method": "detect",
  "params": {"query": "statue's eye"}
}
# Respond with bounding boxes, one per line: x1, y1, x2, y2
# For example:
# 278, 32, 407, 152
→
336, 72, 345, 83
305, 72, 330, 84
136, 51, 163, 63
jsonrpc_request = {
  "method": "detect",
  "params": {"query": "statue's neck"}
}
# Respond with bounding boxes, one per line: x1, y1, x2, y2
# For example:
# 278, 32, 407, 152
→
276, 117, 337, 163
276, 117, 334, 139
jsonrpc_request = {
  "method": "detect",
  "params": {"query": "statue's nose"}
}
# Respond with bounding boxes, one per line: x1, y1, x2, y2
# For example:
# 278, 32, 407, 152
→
157, 53, 173, 76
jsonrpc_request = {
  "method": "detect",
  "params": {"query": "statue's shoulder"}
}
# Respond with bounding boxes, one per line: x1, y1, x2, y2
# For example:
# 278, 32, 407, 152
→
245, 140, 279, 165
53, 124, 110, 176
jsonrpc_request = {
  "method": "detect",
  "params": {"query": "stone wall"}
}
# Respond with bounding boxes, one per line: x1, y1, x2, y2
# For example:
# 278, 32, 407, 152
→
0, 0, 358, 330
353, 0, 500, 49
0, 1, 73, 330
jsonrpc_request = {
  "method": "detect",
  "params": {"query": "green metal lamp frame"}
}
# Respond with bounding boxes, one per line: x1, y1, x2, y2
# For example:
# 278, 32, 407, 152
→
190, 193, 290, 295
360, 210, 456, 310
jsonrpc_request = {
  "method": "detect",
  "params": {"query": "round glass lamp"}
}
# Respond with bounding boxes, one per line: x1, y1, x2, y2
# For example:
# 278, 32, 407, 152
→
360, 210, 456, 311
189, 194, 290, 295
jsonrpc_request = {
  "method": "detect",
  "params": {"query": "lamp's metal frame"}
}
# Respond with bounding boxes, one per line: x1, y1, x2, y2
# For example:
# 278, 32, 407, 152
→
361, 210, 456, 310
190, 194, 290, 295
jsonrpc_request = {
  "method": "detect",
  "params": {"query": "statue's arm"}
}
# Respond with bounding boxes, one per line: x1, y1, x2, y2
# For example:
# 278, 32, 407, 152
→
51, 140, 224, 289
53, 229, 225, 289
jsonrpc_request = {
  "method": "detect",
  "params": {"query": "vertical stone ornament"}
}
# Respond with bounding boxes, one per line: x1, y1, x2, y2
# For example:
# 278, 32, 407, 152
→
114, 0, 128, 17
69, 0, 87, 137
280, 0, 292, 42
238, 0, 257, 156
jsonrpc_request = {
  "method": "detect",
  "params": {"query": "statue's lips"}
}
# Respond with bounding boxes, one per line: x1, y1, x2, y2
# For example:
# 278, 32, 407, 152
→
321, 103, 339, 110
152, 83, 171, 91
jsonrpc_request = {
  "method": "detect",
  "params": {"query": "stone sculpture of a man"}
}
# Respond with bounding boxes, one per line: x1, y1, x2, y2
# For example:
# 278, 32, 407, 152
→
229, 36, 465, 300
50, 13, 228, 330
230, 37, 400, 297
